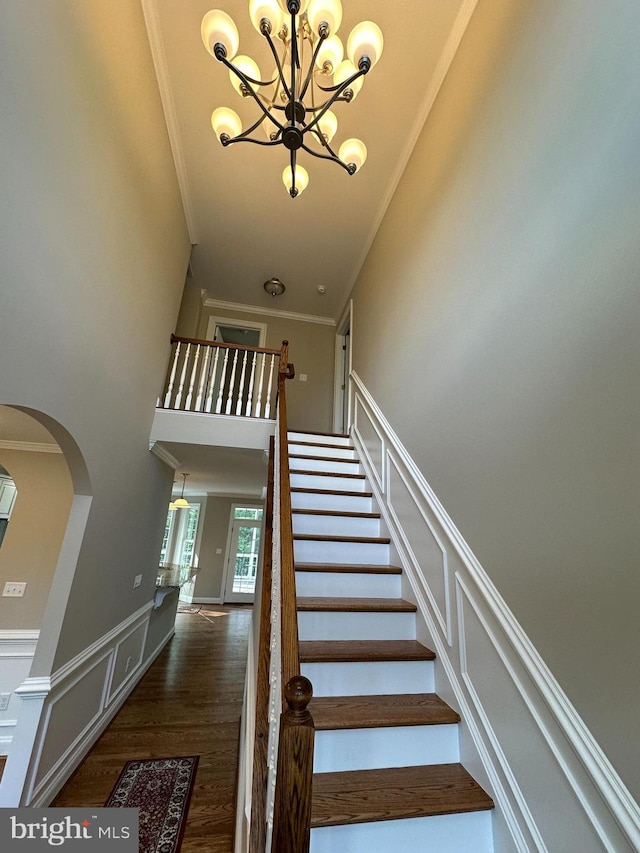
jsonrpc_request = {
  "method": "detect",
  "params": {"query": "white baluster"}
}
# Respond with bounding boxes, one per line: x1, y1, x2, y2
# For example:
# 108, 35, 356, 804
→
245, 352, 257, 417
255, 353, 267, 418
163, 341, 181, 408
194, 345, 210, 412
215, 348, 230, 414
264, 354, 276, 418
205, 347, 220, 413
185, 344, 200, 410
174, 343, 191, 410
235, 350, 249, 416
225, 349, 239, 414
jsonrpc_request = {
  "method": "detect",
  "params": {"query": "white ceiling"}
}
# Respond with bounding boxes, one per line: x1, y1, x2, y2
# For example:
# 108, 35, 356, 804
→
166, 443, 268, 497
145, 0, 475, 319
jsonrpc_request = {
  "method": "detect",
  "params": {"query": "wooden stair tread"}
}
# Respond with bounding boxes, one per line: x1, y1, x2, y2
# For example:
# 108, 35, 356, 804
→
299, 640, 435, 663
295, 563, 402, 574
290, 453, 358, 464
292, 509, 380, 519
297, 597, 416, 613
294, 534, 390, 544
309, 693, 460, 730
311, 763, 494, 827
288, 440, 355, 451
291, 469, 366, 479
291, 487, 373, 498
289, 429, 350, 438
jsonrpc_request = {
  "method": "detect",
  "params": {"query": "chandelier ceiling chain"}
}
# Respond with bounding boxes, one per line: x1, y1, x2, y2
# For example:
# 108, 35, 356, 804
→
201, 0, 384, 197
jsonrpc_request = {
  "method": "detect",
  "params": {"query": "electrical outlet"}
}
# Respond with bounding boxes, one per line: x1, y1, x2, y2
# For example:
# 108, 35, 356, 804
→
0, 693, 10, 712
215, 548, 222, 555
133, 574, 142, 589
3, 582, 26, 597
299, 373, 307, 382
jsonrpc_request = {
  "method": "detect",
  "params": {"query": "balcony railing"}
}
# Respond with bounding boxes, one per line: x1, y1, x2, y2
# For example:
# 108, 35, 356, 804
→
158, 334, 287, 419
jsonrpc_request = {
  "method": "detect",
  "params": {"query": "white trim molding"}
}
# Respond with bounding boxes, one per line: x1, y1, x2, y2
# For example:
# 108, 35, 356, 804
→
0, 631, 40, 755
350, 370, 640, 853
149, 440, 181, 470
0, 441, 61, 454
202, 297, 335, 327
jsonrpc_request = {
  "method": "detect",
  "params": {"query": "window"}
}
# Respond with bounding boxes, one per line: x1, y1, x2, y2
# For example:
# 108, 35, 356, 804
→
160, 504, 201, 569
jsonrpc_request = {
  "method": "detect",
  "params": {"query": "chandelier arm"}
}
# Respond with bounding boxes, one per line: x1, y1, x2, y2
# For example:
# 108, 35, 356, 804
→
302, 86, 346, 136
224, 134, 284, 148
263, 29, 292, 100
300, 140, 353, 174
290, 148, 297, 197
290, 10, 297, 107
217, 53, 286, 132
239, 113, 275, 139
299, 32, 327, 101
316, 64, 368, 94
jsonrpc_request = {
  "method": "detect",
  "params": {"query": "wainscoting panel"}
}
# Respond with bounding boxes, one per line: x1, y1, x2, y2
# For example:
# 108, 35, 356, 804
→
353, 395, 384, 489
350, 371, 640, 853
4, 600, 175, 808
0, 631, 39, 752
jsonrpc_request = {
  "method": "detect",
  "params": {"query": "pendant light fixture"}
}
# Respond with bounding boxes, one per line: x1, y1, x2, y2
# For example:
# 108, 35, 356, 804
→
201, 0, 383, 197
172, 473, 191, 509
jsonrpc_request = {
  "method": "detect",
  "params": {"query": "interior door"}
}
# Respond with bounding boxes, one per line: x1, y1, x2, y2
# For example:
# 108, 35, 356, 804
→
223, 506, 264, 603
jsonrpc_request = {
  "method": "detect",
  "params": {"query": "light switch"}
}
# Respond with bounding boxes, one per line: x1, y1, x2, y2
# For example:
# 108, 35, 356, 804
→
299, 374, 307, 382
3, 582, 26, 597
133, 574, 143, 589
215, 548, 223, 555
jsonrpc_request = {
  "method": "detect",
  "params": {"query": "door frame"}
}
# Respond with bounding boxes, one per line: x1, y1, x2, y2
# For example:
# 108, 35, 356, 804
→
221, 501, 265, 603
332, 299, 353, 434
206, 315, 267, 348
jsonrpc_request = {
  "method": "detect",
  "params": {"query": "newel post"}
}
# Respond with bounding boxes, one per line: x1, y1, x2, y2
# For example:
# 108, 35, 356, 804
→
279, 340, 295, 380
272, 675, 315, 853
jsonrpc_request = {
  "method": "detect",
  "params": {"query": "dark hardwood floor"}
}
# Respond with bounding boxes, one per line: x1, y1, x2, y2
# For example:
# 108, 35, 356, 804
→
53, 606, 252, 853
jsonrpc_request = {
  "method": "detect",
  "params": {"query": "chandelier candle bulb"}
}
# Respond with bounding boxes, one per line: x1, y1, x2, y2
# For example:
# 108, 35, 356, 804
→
339, 138, 367, 172
347, 20, 384, 70
229, 55, 261, 95
307, 0, 343, 37
201, 9, 239, 59
317, 109, 338, 144
333, 59, 364, 99
283, 164, 309, 197
249, 0, 285, 34
315, 34, 343, 74
211, 107, 242, 143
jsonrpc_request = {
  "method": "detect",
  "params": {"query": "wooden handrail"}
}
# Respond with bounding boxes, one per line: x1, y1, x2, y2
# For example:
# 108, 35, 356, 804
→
278, 369, 300, 689
170, 333, 281, 356
271, 348, 314, 853
249, 437, 275, 853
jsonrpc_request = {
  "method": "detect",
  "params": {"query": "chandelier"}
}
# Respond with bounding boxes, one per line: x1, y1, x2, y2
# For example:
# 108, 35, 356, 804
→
201, 0, 384, 197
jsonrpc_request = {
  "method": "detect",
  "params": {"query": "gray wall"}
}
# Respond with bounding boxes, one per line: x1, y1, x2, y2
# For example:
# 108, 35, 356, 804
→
349, 0, 640, 798
194, 306, 335, 433
0, 449, 74, 630
0, 0, 190, 671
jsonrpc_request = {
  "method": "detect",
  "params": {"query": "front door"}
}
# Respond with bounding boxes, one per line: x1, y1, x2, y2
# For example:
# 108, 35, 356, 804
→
223, 505, 264, 603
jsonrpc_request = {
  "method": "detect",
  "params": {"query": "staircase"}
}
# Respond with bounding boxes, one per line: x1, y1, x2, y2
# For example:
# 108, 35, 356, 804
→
288, 429, 495, 853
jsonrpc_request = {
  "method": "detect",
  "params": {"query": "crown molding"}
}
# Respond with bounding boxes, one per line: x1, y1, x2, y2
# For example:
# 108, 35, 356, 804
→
140, 0, 197, 243
149, 441, 180, 470
0, 440, 61, 454
202, 297, 336, 327
338, 0, 480, 320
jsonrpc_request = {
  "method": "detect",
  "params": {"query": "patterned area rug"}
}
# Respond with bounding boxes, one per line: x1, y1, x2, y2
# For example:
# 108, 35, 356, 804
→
105, 756, 199, 853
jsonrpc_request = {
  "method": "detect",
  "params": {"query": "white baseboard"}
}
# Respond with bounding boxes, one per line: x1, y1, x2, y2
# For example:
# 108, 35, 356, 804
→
191, 597, 222, 605
350, 370, 640, 853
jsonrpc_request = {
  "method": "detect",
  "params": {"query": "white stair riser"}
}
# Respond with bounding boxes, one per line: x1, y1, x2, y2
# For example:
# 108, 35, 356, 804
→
310, 810, 494, 853
298, 611, 415, 641
294, 540, 389, 565
290, 473, 367, 492
292, 514, 380, 537
296, 572, 400, 598
313, 724, 460, 773
289, 443, 356, 460
291, 492, 373, 513
290, 457, 361, 475
302, 660, 435, 696
288, 432, 351, 447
